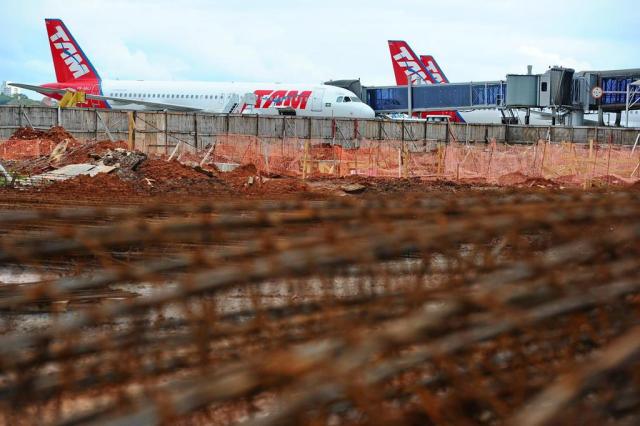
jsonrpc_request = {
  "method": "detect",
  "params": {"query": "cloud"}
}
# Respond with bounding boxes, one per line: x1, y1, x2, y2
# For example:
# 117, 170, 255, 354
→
517, 46, 593, 72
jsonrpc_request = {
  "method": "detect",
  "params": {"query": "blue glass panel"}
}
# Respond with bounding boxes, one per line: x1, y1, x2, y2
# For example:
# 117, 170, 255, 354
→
600, 77, 640, 105
411, 85, 471, 109
365, 82, 507, 111
366, 88, 408, 111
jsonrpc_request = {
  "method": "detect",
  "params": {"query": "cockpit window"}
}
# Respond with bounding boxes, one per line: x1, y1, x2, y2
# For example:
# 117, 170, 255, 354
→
350, 96, 362, 103
336, 96, 344, 102
344, 97, 351, 103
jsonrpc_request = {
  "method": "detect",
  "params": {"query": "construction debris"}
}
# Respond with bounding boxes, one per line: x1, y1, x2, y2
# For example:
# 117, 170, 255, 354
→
30, 163, 117, 183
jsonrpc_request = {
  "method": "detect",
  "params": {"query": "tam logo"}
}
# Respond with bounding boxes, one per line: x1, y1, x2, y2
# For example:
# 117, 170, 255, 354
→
424, 60, 445, 84
50, 25, 90, 79
392, 47, 430, 84
253, 90, 312, 109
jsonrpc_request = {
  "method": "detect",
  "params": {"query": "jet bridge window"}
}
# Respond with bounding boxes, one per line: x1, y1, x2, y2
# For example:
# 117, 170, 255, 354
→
541, 82, 548, 92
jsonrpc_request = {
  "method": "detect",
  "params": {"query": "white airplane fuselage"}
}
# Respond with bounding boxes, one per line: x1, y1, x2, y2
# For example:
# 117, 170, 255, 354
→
98, 80, 375, 118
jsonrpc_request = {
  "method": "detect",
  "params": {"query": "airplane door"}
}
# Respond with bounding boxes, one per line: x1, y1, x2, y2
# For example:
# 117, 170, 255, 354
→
311, 89, 325, 112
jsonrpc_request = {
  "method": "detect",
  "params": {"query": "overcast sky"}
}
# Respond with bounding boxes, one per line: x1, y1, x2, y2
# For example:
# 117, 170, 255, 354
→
1, 0, 638, 93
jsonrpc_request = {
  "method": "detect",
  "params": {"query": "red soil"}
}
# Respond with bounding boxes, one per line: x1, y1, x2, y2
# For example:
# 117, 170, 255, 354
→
10, 126, 75, 143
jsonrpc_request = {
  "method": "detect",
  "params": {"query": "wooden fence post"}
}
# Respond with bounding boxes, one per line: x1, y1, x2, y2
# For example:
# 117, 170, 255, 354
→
128, 111, 135, 151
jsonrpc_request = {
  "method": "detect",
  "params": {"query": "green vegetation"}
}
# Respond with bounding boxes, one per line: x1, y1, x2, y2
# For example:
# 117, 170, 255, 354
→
0, 93, 46, 107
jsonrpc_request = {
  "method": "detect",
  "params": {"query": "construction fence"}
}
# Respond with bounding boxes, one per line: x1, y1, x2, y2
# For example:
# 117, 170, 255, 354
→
172, 135, 640, 186
2, 105, 640, 149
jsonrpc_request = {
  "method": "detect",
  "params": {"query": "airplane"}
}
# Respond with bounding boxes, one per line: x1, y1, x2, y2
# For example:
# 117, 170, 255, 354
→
387, 40, 466, 123
10, 19, 375, 119
387, 40, 640, 127
419, 55, 449, 84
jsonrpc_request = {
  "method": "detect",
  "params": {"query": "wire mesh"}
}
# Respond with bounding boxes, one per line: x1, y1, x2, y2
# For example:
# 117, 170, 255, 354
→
0, 189, 639, 425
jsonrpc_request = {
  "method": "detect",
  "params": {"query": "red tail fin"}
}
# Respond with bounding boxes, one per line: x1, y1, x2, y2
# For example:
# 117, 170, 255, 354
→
420, 55, 449, 84
45, 19, 100, 83
387, 40, 435, 85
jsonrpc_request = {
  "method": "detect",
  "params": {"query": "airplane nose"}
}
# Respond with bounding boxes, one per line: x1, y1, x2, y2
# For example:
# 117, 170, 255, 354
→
362, 104, 375, 119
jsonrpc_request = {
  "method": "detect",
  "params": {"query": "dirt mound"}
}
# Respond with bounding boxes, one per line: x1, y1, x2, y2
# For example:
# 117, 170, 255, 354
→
497, 172, 529, 186
222, 163, 258, 179
137, 159, 228, 195
0, 139, 60, 160
138, 159, 216, 181
40, 173, 138, 196
10, 126, 75, 144
9, 127, 44, 140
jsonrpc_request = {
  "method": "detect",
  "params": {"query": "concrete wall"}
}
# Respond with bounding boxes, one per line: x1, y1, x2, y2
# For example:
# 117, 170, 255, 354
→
2, 106, 639, 151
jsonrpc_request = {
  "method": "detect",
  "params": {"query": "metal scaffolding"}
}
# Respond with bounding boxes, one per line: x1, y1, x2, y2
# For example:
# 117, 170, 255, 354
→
626, 80, 640, 127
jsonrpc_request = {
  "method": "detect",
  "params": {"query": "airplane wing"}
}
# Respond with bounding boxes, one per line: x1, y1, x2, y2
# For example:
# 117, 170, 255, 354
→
9, 83, 62, 96
9, 82, 202, 112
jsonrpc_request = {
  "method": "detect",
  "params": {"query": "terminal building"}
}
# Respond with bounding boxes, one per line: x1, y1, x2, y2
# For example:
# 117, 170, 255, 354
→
330, 67, 640, 127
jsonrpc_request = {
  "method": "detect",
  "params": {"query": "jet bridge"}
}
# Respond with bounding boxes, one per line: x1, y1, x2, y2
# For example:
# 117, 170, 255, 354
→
364, 81, 507, 112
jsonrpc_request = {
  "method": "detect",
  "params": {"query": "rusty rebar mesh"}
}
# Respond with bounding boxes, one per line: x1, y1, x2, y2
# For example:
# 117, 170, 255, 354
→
0, 189, 639, 425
